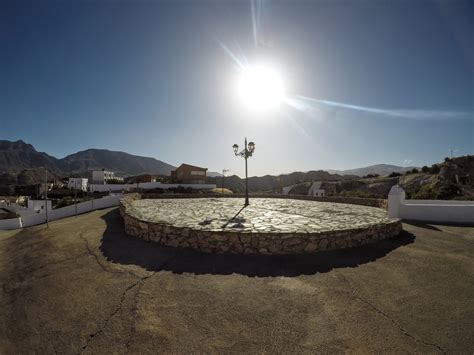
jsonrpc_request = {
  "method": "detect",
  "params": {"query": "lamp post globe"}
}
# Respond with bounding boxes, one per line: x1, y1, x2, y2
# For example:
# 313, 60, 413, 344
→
248, 141, 255, 153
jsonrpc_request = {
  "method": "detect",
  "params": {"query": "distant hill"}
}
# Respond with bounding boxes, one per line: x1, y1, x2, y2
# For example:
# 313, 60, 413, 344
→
207, 171, 223, 177
285, 156, 474, 200
325, 164, 417, 177
0, 140, 176, 186
0, 140, 61, 174
207, 170, 357, 193
58, 149, 175, 176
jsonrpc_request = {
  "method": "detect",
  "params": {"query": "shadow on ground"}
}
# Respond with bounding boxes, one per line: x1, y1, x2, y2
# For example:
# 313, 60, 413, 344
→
99, 209, 414, 277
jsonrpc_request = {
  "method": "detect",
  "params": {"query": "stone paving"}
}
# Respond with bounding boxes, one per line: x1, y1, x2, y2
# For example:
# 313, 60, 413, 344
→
127, 197, 395, 234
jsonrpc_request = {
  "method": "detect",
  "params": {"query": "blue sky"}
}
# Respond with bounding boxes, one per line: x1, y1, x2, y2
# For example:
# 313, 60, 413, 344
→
1, 0, 473, 176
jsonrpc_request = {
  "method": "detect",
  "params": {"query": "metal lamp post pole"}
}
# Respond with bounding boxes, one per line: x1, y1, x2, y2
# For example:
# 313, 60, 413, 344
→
233, 138, 255, 207
244, 138, 249, 206
75, 180, 78, 216
222, 168, 229, 194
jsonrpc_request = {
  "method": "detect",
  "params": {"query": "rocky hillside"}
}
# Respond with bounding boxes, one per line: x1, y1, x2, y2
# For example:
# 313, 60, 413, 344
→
58, 149, 175, 176
326, 164, 417, 177
0, 167, 62, 195
208, 170, 358, 194
401, 156, 474, 200
0, 140, 61, 174
280, 156, 473, 200
0, 140, 176, 184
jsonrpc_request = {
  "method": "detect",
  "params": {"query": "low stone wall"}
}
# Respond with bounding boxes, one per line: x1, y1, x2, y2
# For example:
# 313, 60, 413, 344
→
120, 195, 401, 255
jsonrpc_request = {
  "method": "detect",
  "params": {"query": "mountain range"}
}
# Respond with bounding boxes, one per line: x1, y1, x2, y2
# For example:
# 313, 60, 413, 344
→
325, 164, 417, 177
0, 140, 175, 177
0, 139, 417, 190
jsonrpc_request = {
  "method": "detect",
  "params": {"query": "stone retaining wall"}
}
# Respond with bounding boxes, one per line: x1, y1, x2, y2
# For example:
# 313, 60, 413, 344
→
120, 194, 401, 255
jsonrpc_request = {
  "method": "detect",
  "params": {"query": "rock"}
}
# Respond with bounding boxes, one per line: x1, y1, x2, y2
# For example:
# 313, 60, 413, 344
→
304, 242, 319, 252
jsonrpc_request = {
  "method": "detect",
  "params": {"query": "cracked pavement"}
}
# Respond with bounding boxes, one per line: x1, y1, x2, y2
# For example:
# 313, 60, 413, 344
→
0, 208, 473, 353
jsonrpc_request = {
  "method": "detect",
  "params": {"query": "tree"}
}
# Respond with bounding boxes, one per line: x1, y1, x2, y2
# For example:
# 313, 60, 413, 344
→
421, 166, 429, 173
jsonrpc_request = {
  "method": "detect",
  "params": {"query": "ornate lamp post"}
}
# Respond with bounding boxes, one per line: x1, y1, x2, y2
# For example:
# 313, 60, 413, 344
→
233, 138, 255, 206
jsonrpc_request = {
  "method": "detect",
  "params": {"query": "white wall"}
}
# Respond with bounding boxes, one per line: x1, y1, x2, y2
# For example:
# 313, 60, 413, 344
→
311, 190, 325, 197
21, 213, 47, 228
68, 178, 88, 191
27, 200, 52, 212
388, 186, 474, 224
0, 217, 22, 230
1, 195, 123, 229
92, 170, 105, 184
47, 195, 121, 222
89, 182, 216, 192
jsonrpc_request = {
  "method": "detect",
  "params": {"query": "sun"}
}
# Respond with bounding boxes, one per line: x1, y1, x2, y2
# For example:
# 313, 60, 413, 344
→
237, 65, 284, 112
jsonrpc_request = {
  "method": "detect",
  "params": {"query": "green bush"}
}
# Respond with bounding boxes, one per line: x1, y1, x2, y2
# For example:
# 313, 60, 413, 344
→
388, 172, 402, 177
410, 184, 436, 199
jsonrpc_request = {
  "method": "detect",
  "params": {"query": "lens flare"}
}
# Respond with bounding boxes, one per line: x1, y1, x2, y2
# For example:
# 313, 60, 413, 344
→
237, 65, 284, 112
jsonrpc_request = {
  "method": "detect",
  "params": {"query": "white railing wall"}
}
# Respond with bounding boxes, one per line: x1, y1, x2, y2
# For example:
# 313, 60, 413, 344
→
90, 182, 216, 192
0, 217, 22, 230
388, 186, 474, 224
0, 195, 122, 230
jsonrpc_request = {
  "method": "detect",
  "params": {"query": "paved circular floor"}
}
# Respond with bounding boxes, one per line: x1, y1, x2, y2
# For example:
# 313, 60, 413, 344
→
122, 197, 402, 254
127, 197, 396, 234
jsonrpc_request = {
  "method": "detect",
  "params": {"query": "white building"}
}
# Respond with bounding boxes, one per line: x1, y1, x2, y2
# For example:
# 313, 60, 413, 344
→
27, 199, 52, 213
68, 178, 88, 191
91, 170, 124, 185
308, 182, 325, 197
282, 182, 325, 196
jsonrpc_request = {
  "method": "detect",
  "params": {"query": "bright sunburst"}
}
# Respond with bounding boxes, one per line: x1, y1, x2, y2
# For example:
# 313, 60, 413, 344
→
237, 65, 284, 112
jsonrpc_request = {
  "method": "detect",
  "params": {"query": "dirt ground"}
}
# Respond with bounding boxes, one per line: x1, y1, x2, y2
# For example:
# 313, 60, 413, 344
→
0, 208, 473, 354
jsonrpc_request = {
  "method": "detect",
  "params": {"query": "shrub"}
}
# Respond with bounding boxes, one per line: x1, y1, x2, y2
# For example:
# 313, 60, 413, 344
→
338, 190, 378, 198
421, 166, 429, 173
410, 184, 436, 199
429, 164, 441, 174
388, 172, 402, 177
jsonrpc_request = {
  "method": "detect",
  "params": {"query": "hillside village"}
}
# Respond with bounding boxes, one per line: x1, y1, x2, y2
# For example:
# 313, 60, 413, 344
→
0, 140, 472, 207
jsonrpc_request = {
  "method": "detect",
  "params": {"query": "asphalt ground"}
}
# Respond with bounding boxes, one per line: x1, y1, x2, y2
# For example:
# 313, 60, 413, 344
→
1, 207, 473, 354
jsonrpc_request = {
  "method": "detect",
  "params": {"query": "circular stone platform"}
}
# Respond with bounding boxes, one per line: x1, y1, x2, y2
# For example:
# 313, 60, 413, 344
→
120, 197, 402, 255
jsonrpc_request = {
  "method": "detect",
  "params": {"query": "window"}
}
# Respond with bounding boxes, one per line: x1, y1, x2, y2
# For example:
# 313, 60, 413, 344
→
191, 171, 205, 176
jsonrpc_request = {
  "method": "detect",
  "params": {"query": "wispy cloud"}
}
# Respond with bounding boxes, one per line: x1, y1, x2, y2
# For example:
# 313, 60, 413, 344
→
251, 0, 263, 48
293, 96, 472, 121
403, 159, 413, 165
